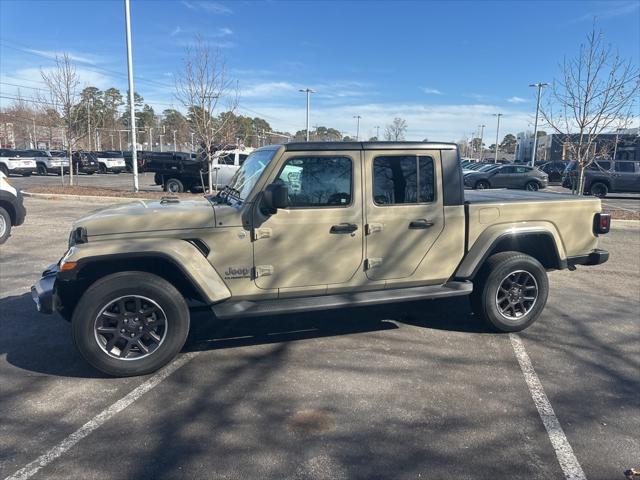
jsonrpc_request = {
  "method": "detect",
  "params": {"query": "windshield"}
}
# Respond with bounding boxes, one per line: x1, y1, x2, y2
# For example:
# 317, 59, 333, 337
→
226, 148, 278, 201
478, 164, 500, 171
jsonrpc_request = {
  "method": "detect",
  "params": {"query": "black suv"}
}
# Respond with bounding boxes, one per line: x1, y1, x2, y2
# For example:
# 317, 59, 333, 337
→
538, 161, 569, 183
562, 160, 640, 197
71, 151, 100, 175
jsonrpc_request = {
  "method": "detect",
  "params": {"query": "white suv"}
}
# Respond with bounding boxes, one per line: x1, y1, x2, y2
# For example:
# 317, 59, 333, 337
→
95, 151, 126, 174
0, 171, 27, 243
0, 149, 36, 177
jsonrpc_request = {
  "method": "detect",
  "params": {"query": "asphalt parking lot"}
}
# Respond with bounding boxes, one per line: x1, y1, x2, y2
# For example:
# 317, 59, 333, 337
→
0, 197, 638, 480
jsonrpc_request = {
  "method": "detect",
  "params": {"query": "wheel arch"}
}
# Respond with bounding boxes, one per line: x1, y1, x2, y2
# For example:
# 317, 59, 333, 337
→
456, 229, 565, 280
0, 197, 17, 224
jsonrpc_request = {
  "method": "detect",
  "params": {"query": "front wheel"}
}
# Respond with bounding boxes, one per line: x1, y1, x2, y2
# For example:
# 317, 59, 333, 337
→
164, 178, 184, 193
37, 164, 48, 175
475, 180, 490, 190
98, 163, 108, 174
470, 251, 549, 332
71, 272, 190, 376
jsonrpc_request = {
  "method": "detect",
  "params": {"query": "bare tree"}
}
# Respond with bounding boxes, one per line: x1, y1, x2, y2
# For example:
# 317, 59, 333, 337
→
41, 54, 82, 186
541, 23, 639, 194
384, 117, 408, 141
175, 37, 239, 192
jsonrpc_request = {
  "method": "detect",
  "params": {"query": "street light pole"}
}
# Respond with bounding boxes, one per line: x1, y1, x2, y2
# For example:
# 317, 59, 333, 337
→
613, 128, 622, 160
124, 0, 139, 191
190, 132, 195, 153
173, 130, 177, 151
529, 82, 548, 167
299, 88, 315, 141
375, 125, 380, 140
353, 115, 361, 141
493, 113, 503, 163
478, 124, 486, 161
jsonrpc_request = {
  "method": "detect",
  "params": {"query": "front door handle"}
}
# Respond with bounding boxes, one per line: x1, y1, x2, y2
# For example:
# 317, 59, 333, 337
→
330, 223, 358, 234
409, 219, 434, 229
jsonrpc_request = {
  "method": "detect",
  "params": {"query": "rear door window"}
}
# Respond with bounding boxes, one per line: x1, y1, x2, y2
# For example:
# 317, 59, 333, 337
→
373, 155, 435, 205
614, 162, 635, 173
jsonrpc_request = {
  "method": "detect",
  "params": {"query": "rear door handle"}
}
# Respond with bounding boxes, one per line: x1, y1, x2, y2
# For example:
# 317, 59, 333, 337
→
330, 223, 358, 234
409, 219, 434, 229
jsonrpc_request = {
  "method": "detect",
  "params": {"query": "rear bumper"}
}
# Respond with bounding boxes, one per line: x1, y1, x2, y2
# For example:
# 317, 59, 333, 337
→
567, 249, 609, 267
9, 167, 35, 174
31, 264, 59, 314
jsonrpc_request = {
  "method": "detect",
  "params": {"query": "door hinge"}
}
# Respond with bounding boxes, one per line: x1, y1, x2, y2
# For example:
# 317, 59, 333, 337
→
365, 258, 383, 270
365, 223, 383, 235
252, 227, 272, 241
254, 265, 274, 278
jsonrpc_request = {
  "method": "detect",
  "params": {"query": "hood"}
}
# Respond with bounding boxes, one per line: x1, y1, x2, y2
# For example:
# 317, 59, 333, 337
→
75, 199, 216, 236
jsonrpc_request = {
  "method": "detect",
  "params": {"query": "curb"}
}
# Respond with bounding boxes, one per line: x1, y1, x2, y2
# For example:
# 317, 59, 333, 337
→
21, 191, 157, 202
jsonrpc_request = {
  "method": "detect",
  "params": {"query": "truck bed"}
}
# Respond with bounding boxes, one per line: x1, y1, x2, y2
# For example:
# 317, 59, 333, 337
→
464, 189, 577, 204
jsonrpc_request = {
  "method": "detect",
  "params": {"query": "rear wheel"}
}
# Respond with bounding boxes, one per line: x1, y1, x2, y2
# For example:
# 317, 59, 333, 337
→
590, 182, 608, 198
37, 163, 48, 175
525, 181, 539, 191
165, 178, 184, 193
471, 251, 548, 332
0, 206, 11, 244
475, 180, 490, 190
72, 272, 190, 376
99, 163, 108, 174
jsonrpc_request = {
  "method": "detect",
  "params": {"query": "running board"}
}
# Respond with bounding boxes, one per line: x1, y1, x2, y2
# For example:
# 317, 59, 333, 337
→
212, 281, 473, 319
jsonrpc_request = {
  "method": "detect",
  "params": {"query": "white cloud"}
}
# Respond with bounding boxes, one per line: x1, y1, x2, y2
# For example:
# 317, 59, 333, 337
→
507, 96, 528, 104
24, 49, 99, 65
182, 1, 232, 14
16, 67, 115, 91
422, 87, 443, 95
170, 26, 182, 36
241, 82, 298, 98
219, 27, 233, 36
239, 101, 533, 140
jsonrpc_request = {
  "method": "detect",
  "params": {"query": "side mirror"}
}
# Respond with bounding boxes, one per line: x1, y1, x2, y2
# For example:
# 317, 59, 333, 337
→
262, 182, 288, 214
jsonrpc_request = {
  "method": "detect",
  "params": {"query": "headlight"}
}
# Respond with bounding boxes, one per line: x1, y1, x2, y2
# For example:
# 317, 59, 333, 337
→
68, 227, 88, 247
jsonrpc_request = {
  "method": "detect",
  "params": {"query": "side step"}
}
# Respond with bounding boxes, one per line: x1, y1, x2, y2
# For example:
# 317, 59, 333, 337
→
212, 281, 473, 319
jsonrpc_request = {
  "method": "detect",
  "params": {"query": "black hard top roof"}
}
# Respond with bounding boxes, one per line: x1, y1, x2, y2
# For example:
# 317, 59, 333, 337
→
256, 141, 458, 152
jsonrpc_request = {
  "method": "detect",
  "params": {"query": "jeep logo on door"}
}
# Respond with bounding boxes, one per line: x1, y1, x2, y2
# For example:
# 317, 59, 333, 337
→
224, 266, 252, 279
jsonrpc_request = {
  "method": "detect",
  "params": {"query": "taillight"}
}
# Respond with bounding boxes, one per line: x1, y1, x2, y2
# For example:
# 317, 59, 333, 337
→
594, 213, 611, 234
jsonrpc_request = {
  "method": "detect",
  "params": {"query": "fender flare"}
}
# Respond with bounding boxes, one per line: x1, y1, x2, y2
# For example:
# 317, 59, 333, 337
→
59, 238, 231, 304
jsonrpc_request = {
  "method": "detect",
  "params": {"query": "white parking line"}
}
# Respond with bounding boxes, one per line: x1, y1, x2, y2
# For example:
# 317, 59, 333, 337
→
510, 333, 587, 480
4, 352, 196, 480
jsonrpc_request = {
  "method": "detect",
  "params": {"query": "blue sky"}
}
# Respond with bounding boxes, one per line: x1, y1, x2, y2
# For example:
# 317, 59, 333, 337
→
1, 0, 639, 141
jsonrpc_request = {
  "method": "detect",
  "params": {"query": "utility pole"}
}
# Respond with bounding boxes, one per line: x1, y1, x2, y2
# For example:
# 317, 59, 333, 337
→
87, 99, 91, 150
149, 127, 153, 151
478, 124, 486, 161
529, 82, 548, 166
190, 132, 195, 153
173, 130, 177, 151
124, 0, 139, 191
159, 134, 164, 152
299, 88, 315, 141
375, 125, 380, 140
612, 127, 622, 160
493, 113, 503, 163
353, 115, 361, 141
110, 133, 114, 149
118, 131, 122, 151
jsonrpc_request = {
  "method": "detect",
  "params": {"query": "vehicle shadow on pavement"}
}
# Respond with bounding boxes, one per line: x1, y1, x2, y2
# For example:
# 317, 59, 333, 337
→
184, 296, 492, 353
1, 292, 489, 378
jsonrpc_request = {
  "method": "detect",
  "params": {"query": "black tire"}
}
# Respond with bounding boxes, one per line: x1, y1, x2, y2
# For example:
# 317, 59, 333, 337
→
475, 180, 490, 190
470, 251, 549, 332
0, 206, 11, 244
525, 181, 539, 191
37, 163, 48, 176
72, 272, 190, 377
590, 182, 608, 198
98, 163, 108, 174
154, 173, 163, 185
22, 172, 32, 177
85, 170, 95, 175
113, 170, 121, 174
165, 178, 184, 193
0, 164, 8, 176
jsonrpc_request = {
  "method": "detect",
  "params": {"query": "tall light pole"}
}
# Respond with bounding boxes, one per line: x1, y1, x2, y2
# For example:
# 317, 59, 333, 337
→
612, 127, 623, 160
353, 115, 361, 141
529, 82, 548, 166
173, 130, 177, 151
124, 0, 139, 191
190, 132, 195, 153
478, 124, 486, 161
159, 134, 164, 152
493, 113, 503, 163
375, 125, 380, 140
299, 88, 315, 141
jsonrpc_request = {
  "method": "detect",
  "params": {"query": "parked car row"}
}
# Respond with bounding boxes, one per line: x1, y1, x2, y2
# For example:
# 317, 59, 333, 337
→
460, 160, 549, 191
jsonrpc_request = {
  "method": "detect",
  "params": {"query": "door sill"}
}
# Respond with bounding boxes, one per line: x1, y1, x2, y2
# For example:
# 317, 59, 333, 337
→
212, 281, 472, 319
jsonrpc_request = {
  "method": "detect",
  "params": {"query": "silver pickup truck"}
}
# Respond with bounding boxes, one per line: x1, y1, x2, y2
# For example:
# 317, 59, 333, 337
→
32, 142, 610, 376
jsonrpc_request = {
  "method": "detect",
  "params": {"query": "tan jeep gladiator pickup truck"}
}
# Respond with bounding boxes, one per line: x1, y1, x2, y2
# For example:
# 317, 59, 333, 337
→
32, 142, 610, 376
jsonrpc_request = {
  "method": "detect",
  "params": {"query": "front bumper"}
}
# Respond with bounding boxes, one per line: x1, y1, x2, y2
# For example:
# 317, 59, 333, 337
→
567, 248, 609, 268
31, 264, 59, 314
